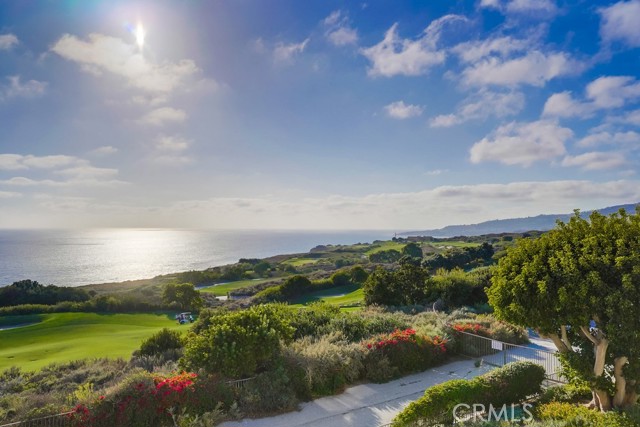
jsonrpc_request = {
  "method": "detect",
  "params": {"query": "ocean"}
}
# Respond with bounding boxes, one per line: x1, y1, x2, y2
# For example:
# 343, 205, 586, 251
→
0, 229, 392, 287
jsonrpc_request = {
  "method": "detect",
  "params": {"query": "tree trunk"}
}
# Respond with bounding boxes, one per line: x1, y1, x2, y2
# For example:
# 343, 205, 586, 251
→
624, 381, 638, 407
540, 331, 570, 353
561, 325, 572, 349
613, 356, 629, 407
593, 340, 611, 411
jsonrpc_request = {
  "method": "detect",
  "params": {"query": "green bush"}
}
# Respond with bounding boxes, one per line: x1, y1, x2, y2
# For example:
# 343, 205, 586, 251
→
180, 304, 294, 377
284, 334, 365, 397
393, 361, 545, 426
237, 367, 298, 416
137, 328, 184, 357
536, 402, 635, 427
537, 383, 593, 405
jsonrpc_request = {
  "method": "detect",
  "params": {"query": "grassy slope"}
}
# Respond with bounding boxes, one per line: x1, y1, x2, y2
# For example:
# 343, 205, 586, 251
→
0, 312, 184, 372
365, 241, 406, 255
198, 278, 271, 296
290, 284, 364, 307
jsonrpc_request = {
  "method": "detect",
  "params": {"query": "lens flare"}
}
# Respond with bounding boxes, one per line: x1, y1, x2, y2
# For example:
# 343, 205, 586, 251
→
135, 22, 145, 48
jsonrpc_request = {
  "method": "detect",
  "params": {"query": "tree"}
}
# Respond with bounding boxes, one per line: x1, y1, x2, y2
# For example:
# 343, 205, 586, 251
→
363, 258, 430, 306
369, 249, 402, 263
402, 242, 423, 259
487, 209, 640, 411
162, 282, 203, 311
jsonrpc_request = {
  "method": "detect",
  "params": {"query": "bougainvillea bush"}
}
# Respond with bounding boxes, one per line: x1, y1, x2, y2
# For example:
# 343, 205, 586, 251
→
68, 370, 234, 427
363, 328, 449, 381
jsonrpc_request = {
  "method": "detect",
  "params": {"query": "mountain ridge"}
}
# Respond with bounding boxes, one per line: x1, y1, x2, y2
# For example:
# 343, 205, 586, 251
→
399, 203, 640, 237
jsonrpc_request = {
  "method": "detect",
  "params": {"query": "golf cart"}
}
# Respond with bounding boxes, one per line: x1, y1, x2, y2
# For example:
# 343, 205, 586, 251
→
176, 312, 194, 324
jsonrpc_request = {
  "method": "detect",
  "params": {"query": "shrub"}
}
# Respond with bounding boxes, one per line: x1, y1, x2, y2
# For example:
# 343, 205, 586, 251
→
70, 370, 197, 427
284, 333, 365, 397
138, 328, 184, 357
364, 329, 448, 378
393, 361, 545, 426
237, 367, 298, 416
536, 402, 635, 427
180, 304, 294, 377
537, 383, 593, 405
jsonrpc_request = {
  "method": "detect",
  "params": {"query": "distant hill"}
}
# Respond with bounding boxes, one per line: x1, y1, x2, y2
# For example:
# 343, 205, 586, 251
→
400, 203, 640, 238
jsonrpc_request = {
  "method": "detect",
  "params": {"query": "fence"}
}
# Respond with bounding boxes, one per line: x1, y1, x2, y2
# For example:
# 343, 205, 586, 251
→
455, 330, 564, 383
0, 412, 74, 427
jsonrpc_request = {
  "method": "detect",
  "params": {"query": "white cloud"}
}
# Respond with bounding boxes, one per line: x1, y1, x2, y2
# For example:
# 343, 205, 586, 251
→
0, 34, 18, 50
542, 91, 594, 118
470, 120, 572, 166
599, 0, 640, 47
425, 169, 448, 176
0, 190, 21, 198
561, 152, 627, 170
577, 131, 640, 147
452, 36, 529, 64
323, 10, 358, 46
384, 101, 423, 119
155, 135, 190, 152
430, 90, 524, 127
0, 154, 124, 188
480, 0, 558, 17
149, 180, 640, 230
462, 51, 581, 87
139, 107, 187, 126
1, 76, 47, 100
273, 39, 309, 64
0, 154, 26, 170
543, 76, 640, 118
361, 15, 466, 77
51, 33, 200, 93
55, 166, 119, 179
0, 176, 126, 188
90, 146, 118, 156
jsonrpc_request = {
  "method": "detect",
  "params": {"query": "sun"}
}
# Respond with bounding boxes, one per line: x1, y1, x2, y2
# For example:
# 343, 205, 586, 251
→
135, 22, 145, 48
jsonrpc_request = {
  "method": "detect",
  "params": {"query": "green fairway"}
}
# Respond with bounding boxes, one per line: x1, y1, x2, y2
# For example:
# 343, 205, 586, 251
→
0, 312, 185, 372
282, 257, 320, 267
365, 241, 406, 255
291, 284, 364, 307
429, 241, 480, 248
198, 278, 271, 296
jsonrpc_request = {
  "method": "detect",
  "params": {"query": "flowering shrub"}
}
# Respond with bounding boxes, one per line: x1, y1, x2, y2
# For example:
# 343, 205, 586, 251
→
452, 322, 485, 335
68, 370, 199, 427
363, 329, 449, 380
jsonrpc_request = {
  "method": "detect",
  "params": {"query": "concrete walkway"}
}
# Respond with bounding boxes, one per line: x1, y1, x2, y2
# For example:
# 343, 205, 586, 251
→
220, 358, 493, 427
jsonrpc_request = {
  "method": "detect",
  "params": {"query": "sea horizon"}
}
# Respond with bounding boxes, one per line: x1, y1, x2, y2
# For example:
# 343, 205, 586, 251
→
0, 228, 397, 287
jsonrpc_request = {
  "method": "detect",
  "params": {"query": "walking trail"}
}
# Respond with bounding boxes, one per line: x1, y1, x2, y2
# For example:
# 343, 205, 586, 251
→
220, 358, 493, 427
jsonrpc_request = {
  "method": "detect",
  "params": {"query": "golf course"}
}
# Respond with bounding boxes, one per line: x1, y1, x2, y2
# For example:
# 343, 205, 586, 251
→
0, 312, 184, 371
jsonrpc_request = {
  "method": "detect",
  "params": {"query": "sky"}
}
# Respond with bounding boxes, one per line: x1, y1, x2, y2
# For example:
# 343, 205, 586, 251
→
1, 0, 640, 230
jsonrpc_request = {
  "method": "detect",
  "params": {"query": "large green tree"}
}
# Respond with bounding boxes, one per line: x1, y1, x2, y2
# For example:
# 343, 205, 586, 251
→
488, 209, 640, 411
162, 282, 203, 311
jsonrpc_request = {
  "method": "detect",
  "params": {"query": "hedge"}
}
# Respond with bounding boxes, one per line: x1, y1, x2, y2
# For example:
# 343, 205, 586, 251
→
392, 361, 545, 426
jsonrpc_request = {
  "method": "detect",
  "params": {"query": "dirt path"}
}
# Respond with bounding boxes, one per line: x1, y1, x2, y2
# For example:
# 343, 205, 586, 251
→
220, 358, 492, 427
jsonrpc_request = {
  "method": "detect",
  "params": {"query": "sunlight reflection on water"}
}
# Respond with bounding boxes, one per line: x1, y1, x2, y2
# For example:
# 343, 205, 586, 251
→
0, 229, 391, 287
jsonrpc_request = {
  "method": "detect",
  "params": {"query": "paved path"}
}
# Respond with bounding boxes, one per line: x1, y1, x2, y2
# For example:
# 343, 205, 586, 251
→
220, 358, 493, 427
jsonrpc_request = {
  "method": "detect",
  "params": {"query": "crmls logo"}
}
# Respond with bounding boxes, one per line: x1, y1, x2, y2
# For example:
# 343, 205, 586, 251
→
452, 403, 534, 422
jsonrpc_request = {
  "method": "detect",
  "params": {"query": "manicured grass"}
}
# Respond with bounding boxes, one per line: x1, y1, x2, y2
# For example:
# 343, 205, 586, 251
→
199, 278, 271, 296
290, 284, 364, 307
282, 258, 321, 267
365, 241, 406, 255
0, 312, 185, 372
428, 241, 480, 248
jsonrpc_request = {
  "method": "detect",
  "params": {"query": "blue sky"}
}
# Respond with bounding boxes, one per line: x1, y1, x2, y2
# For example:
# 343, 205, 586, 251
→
1, 0, 640, 230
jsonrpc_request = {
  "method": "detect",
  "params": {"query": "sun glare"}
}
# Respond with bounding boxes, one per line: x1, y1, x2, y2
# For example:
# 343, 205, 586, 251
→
135, 22, 145, 48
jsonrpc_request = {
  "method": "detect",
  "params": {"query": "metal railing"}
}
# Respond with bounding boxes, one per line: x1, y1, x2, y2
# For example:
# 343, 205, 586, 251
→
455, 330, 564, 383
0, 412, 73, 427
